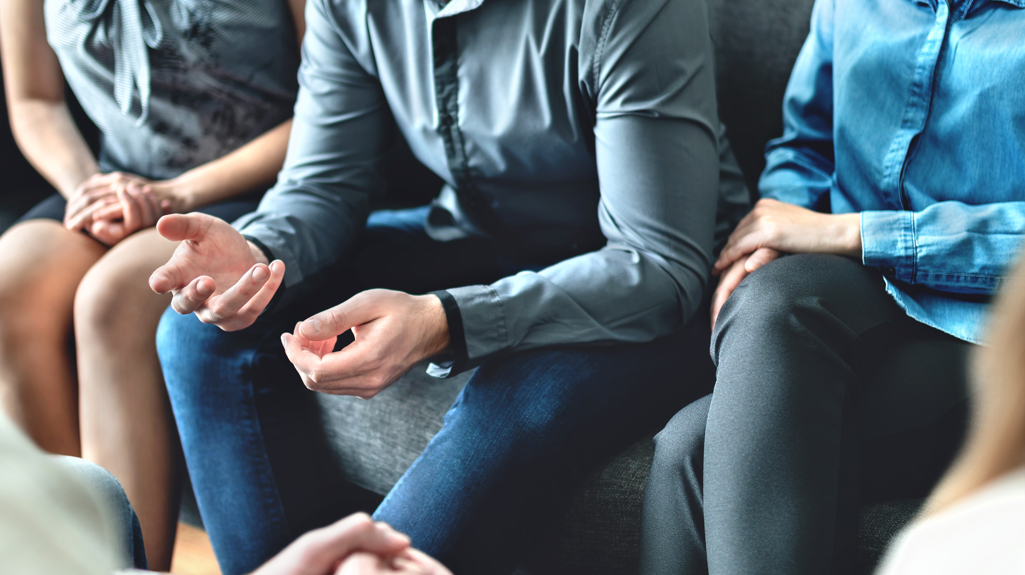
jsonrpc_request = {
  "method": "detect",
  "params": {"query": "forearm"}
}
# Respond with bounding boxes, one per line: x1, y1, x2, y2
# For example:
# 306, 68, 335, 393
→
9, 99, 98, 197
169, 119, 292, 211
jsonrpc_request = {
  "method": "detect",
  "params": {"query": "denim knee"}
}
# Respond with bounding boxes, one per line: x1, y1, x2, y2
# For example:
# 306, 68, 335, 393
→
55, 456, 147, 570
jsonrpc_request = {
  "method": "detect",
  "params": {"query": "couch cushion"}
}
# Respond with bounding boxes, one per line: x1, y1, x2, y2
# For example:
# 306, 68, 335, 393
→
711, 0, 817, 195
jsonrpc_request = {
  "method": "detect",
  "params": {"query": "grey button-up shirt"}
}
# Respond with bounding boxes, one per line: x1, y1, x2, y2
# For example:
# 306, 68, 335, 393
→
234, 0, 749, 374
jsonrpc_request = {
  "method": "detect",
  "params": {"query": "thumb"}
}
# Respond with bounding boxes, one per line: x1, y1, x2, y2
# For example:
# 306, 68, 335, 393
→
301, 292, 381, 341
155, 213, 209, 242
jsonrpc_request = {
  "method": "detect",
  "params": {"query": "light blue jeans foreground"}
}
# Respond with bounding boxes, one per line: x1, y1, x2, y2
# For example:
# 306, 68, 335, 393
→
56, 456, 147, 570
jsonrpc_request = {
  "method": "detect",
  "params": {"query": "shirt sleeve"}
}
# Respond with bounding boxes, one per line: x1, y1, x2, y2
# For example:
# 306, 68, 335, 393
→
757, 0, 835, 210
435, 0, 720, 374
862, 201, 1025, 295
232, 0, 392, 309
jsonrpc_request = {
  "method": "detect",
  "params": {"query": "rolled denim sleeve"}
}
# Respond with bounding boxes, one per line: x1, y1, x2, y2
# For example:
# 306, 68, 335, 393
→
232, 0, 391, 309
758, 0, 835, 210
436, 0, 720, 373
862, 201, 1025, 295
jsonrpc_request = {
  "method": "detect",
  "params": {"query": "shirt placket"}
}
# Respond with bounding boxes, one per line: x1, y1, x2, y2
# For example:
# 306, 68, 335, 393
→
430, 15, 505, 236
879, 0, 952, 209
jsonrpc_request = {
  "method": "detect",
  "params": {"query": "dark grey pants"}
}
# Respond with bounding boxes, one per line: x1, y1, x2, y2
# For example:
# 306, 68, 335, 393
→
640, 254, 971, 575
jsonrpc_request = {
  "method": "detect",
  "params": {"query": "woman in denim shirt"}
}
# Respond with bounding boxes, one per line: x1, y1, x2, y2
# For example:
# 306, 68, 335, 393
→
641, 0, 1025, 572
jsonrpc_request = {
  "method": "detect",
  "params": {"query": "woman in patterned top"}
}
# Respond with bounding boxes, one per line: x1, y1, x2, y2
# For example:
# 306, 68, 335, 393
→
0, 0, 304, 567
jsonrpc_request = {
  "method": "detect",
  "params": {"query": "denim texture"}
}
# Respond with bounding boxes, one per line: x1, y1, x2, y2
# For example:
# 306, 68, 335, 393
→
157, 207, 714, 574
759, 0, 1025, 344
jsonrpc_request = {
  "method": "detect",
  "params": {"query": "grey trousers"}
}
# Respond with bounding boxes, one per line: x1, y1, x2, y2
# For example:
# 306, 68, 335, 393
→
640, 254, 971, 575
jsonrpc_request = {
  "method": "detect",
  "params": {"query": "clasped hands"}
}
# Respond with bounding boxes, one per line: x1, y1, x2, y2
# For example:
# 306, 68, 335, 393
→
149, 213, 450, 398
253, 512, 451, 575
64, 172, 189, 246
710, 198, 862, 328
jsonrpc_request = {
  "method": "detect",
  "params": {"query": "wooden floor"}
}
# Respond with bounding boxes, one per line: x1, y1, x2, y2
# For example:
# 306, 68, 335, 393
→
170, 523, 221, 575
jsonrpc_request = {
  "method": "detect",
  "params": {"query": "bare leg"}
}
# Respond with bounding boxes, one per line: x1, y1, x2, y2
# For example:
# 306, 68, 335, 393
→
0, 220, 105, 455
75, 228, 180, 571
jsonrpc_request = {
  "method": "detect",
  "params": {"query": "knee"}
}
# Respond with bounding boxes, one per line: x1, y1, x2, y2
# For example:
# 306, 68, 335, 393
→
155, 307, 215, 376
73, 259, 154, 341
650, 395, 711, 480
712, 254, 859, 354
0, 275, 64, 355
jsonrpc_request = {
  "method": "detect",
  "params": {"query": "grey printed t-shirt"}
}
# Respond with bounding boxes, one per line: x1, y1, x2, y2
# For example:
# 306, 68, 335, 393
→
234, 0, 750, 375
44, 0, 300, 179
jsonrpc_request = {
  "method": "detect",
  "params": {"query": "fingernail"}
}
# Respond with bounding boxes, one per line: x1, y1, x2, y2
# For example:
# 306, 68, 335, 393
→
280, 334, 289, 347
196, 281, 212, 296
302, 318, 321, 336
270, 260, 283, 273
252, 266, 268, 281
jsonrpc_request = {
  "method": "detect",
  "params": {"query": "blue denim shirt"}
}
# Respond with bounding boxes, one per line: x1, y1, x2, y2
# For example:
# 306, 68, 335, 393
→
759, 0, 1025, 344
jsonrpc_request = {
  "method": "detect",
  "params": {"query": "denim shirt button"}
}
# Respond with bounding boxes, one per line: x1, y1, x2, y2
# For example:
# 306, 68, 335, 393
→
441, 113, 454, 126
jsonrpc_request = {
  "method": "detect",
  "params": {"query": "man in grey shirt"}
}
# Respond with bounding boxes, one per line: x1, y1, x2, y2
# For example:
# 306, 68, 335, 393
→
149, 0, 747, 571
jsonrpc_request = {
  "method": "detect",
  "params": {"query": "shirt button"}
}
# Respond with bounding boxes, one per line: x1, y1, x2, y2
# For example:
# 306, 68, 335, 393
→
441, 114, 454, 126
885, 267, 896, 276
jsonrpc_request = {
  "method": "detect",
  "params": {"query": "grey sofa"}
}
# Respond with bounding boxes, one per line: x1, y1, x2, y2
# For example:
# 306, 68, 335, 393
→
0, 0, 922, 572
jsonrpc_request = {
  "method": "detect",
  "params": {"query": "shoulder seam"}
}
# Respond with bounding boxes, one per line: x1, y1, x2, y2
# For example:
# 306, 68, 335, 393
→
593, 0, 626, 90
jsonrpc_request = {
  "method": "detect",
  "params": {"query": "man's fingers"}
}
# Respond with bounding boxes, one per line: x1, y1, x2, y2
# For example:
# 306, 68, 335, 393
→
155, 212, 211, 242
194, 264, 270, 324
233, 260, 286, 326
744, 247, 782, 273
300, 292, 381, 341
170, 276, 216, 315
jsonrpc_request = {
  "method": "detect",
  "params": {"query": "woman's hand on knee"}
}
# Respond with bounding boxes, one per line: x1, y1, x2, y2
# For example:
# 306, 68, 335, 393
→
712, 198, 861, 276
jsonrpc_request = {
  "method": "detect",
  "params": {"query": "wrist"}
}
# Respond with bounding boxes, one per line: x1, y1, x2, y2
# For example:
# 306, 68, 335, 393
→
248, 240, 271, 265
420, 294, 451, 358
835, 212, 863, 259
163, 174, 200, 213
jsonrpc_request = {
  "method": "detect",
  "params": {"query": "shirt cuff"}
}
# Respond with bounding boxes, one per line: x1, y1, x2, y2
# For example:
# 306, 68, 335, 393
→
426, 284, 508, 377
861, 210, 916, 283
426, 290, 468, 378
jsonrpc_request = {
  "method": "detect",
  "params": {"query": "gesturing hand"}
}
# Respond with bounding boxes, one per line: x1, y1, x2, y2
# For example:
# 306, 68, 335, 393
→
252, 513, 415, 575
149, 213, 285, 331
280, 290, 450, 398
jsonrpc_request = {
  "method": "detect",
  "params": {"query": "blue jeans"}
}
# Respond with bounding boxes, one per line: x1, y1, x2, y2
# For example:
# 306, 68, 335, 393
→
56, 456, 148, 570
157, 207, 714, 574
